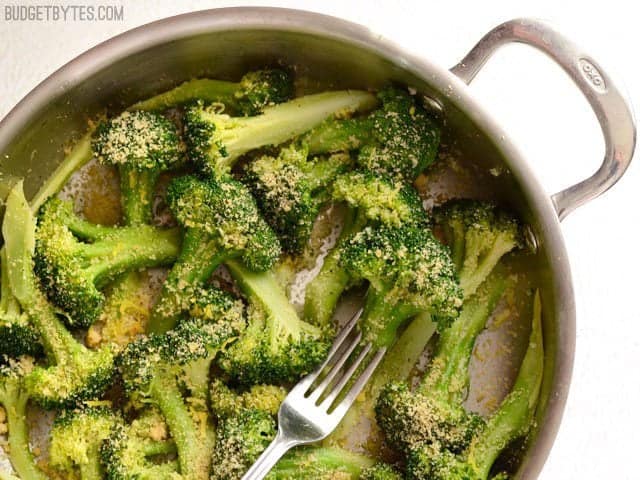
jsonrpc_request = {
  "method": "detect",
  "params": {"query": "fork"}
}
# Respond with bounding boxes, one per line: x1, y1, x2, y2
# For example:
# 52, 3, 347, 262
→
240, 308, 386, 480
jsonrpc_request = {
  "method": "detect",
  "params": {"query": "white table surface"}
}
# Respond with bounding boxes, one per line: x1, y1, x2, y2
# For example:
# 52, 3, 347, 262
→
1, 1, 638, 478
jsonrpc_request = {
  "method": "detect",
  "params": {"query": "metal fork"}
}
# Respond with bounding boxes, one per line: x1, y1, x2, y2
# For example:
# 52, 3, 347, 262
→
240, 309, 386, 480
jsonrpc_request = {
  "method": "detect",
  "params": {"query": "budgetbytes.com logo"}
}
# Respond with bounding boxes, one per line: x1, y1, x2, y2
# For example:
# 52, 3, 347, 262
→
3, 4, 124, 22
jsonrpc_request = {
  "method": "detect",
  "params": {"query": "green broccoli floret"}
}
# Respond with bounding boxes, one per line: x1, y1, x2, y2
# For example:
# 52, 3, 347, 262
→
117, 288, 243, 479
344, 224, 461, 344
100, 410, 179, 480
210, 408, 276, 480
0, 251, 42, 361
244, 143, 352, 253
148, 174, 280, 334
49, 407, 118, 480
265, 447, 396, 479
177, 287, 246, 400
209, 378, 286, 419
3, 182, 115, 408
405, 293, 544, 480
0, 357, 47, 480
326, 224, 462, 446
304, 87, 441, 182
92, 110, 184, 225
304, 171, 428, 329
360, 463, 403, 480
376, 275, 507, 456
433, 200, 523, 298
183, 90, 377, 176
33, 197, 181, 328
128, 68, 294, 115
220, 260, 330, 385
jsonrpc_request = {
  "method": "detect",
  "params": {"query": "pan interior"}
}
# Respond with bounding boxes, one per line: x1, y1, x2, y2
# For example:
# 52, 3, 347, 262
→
0, 24, 563, 478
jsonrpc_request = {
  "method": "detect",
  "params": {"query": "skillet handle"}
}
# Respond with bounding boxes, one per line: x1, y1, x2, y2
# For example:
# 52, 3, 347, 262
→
450, 18, 636, 221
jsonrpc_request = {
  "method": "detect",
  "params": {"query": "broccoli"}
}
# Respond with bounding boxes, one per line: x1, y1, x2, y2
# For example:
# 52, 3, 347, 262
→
265, 447, 399, 479
177, 287, 247, 400
100, 409, 179, 480
183, 90, 377, 176
34, 197, 181, 327
117, 287, 244, 479
0, 357, 47, 480
49, 407, 118, 480
148, 174, 280, 334
128, 68, 294, 115
92, 110, 184, 225
304, 171, 428, 329
405, 293, 544, 480
376, 275, 508, 456
303, 87, 441, 182
343, 224, 461, 345
210, 408, 276, 480
209, 378, 287, 419
1, 132, 95, 358
3, 182, 115, 408
326, 224, 462, 446
243, 143, 352, 253
0, 251, 42, 360
433, 199, 523, 299
219, 260, 330, 385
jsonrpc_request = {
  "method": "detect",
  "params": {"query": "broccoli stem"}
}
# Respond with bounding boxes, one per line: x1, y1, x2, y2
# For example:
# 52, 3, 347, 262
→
420, 276, 507, 403
149, 233, 229, 334
361, 289, 417, 349
78, 444, 103, 480
226, 260, 304, 338
149, 371, 210, 479
459, 236, 516, 299
304, 117, 375, 155
0, 382, 47, 480
466, 292, 544, 478
29, 133, 93, 213
128, 79, 239, 112
119, 166, 159, 226
213, 91, 378, 172
268, 447, 376, 479
304, 207, 368, 328
80, 226, 180, 289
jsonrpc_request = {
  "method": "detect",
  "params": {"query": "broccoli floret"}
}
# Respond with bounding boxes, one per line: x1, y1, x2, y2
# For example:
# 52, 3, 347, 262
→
326, 225, 462, 446
92, 110, 184, 225
117, 288, 243, 479
34, 197, 181, 327
376, 275, 507, 456
100, 411, 179, 480
209, 379, 286, 419
360, 464, 403, 480
177, 288, 247, 400
3, 183, 115, 408
148, 174, 280, 333
220, 260, 330, 384
433, 200, 523, 298
405, 293, 544, 480
0, 251, 42, 361
210, 408, 276, 480
304, 171, 428, 329
0, 357, 47, 480
128, 68, 294, 115
244, 143, 352, 253
343, 224, 461, 343
183, 90, 377, 176
49, 407, 118, 480
265, 447, 395, 479
304, 87, 441, 182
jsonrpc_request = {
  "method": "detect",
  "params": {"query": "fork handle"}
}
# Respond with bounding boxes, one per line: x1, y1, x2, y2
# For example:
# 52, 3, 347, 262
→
241, 431, 297, 480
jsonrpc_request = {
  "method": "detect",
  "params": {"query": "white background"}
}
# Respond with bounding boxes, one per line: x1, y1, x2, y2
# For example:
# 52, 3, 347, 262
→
1, 1, 638, 478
